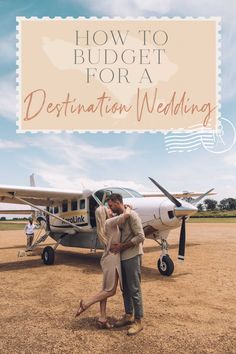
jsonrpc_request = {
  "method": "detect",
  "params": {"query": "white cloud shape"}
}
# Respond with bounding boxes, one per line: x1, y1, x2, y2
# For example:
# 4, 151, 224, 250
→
26, 134, 136, 164
19, 134, 142, 191
0, 73, 16, 121
28, 159, 147, 192
224, 149, 236, 167
0, 139, 24, 149
0, 33, 15, 63
70, 0, 236, 103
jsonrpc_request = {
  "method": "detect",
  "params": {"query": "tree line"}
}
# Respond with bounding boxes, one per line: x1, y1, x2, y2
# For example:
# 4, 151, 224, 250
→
198, 198, 236, 211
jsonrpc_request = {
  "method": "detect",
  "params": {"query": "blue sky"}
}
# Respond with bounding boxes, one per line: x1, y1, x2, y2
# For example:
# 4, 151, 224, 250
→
0, 0, 236, 204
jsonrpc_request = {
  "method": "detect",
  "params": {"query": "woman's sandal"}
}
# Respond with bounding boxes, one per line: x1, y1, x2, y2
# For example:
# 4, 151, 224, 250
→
75, 300, 87, 317
97, 319, 114, 329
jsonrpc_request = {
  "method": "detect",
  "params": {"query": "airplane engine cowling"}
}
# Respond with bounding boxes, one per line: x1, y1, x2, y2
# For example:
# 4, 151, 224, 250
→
159, 200, 180, 228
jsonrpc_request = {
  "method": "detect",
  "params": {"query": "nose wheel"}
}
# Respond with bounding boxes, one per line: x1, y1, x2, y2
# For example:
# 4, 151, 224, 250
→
157, 255, 174, 276
42, 246, 55, 265
41, 234, 67, 265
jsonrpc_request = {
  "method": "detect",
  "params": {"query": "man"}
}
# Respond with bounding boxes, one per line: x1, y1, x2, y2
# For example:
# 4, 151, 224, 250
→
24, 216, 36, 249
107, 193, 145, 336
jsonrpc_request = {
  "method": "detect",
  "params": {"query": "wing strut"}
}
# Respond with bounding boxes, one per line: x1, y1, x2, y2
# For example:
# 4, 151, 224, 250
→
7, 193, 85, 232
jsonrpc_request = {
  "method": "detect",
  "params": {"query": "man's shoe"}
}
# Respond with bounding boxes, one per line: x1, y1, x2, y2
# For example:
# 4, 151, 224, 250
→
114, 314, 134, 328
127, 320, 143, 336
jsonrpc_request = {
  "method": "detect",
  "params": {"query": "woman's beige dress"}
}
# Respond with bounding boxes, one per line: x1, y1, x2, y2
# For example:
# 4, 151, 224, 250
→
100, 214, 125, 292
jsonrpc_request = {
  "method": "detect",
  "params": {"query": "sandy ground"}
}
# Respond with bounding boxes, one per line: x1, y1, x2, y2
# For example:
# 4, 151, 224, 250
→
0, 224, 235, 354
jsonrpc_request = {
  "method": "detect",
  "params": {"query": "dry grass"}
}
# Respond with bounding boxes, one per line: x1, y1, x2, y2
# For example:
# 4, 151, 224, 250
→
0, 224, 235, 354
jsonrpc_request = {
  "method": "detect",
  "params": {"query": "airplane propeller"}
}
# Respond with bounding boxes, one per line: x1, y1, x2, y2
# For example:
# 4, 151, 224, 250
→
191, 188, 215, 205
148, 177, 195, 261
148, 177, 182, 207
178, 216, 186, 261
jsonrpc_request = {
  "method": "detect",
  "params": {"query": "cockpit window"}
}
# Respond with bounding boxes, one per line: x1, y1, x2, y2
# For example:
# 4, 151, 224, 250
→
94, 187, 142, 202
124, 188, 142, 198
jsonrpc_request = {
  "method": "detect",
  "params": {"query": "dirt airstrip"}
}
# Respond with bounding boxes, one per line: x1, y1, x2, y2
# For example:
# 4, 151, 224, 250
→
0, 223, 235, 354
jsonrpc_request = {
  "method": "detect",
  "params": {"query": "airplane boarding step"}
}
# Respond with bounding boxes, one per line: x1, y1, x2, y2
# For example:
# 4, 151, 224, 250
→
18, 231, 50, 257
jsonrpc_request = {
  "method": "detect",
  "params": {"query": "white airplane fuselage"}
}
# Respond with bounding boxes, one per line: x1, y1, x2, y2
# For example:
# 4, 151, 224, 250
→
0, 179, 213, 273
48, 196, 196, 249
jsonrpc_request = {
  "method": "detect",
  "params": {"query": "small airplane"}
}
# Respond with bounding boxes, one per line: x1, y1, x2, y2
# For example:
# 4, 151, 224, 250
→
0, 176, 214, 276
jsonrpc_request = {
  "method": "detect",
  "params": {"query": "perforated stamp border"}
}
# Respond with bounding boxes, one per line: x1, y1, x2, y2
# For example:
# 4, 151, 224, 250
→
16, 16, 221, 134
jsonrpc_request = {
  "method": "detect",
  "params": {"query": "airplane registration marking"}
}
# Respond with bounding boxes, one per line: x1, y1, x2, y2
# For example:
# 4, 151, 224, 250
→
52, 210, 88, 225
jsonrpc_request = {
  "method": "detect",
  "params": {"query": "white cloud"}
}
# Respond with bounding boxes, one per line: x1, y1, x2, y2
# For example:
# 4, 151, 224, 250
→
75, 142, 135, 160
224, 151, 236, 167
0, 33, 15, 63
30, 160, 79, 189
28, 158, 147, 192
20, 134, 139, 190
219, 174, 235, 181
71, 0, 236, 103
0, 73, 16, 120
73, 0, 235, 17
222, 29, 236, 102
26, 134, 135, 167
78, 176, 147, 191
20, 152, 236, 200
0, 34, 16, 120
215, 185, 236, 200
0, 203, 31, 219
0, 139, 24, 149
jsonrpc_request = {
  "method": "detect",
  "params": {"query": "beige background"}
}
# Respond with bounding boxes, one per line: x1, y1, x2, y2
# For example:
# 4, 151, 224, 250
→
18, 18, 219, 132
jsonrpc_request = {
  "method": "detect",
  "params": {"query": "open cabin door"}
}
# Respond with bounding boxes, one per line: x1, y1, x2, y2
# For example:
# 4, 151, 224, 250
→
88, 189, 112, 227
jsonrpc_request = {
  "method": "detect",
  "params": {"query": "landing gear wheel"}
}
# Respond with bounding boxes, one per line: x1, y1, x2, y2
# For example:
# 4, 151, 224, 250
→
157, 255, 174, 276
42, 246, 55, 265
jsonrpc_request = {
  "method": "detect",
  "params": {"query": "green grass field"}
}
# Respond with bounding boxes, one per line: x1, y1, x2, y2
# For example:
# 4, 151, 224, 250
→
188, 218, 236, 223
194, 210, 236, 217
1, 216, 236, 232
189, 210, 236, 223
0, 222, 26, 231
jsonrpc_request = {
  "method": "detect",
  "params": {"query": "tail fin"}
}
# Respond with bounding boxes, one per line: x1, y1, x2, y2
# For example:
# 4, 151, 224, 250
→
30, 173, 36, 187
29, 174, 36, 218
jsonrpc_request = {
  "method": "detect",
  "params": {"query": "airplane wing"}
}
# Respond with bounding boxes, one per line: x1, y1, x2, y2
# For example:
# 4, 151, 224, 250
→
142, 191, 216, 198
0, 209, 33, 214
0, 184, 83, 207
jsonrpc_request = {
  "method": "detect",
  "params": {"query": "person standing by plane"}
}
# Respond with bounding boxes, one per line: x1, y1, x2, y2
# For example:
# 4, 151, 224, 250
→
107, 193, 145, 336
75, 204, 131, 328
24, 216, 36, 249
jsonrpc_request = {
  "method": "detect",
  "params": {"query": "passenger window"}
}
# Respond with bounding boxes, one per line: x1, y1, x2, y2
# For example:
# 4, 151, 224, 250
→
54, 206, 59, 214
62, 200, 68, 212
71, 199, 78, 211
80, 199, 85, 209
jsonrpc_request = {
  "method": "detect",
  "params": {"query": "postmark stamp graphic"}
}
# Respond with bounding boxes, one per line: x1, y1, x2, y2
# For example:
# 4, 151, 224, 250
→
201, 117, 236, 154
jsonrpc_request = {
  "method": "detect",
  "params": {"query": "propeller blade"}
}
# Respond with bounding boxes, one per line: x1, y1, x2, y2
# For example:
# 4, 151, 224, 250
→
148, 177, 182, 207
191, 188, 215, 205
178, 216, 186, 261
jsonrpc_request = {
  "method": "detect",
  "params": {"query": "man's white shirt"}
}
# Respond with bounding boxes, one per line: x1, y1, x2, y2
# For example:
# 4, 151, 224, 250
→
24, 223, 36, 235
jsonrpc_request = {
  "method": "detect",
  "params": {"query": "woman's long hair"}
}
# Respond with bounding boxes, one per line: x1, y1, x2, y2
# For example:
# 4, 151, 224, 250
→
95, 206, 108, 246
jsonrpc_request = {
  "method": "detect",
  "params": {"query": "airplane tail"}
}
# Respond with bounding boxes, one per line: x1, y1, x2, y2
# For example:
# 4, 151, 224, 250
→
30, 173, 36, 187
29, 174, 36, 217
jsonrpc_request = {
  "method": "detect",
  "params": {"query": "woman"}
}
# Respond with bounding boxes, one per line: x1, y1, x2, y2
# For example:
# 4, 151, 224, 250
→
75, 204, 131, 328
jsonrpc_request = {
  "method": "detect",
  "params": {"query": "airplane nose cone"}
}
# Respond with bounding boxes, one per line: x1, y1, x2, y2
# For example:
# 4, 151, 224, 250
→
174, 204, 198, 217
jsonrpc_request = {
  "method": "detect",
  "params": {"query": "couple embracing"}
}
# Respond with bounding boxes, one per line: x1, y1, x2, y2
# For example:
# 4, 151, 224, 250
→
75, 193, 145, 336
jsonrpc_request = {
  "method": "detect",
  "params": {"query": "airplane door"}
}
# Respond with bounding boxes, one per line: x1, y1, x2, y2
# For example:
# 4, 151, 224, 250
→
88, 189, 112, 227
89, 196, 97, 228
